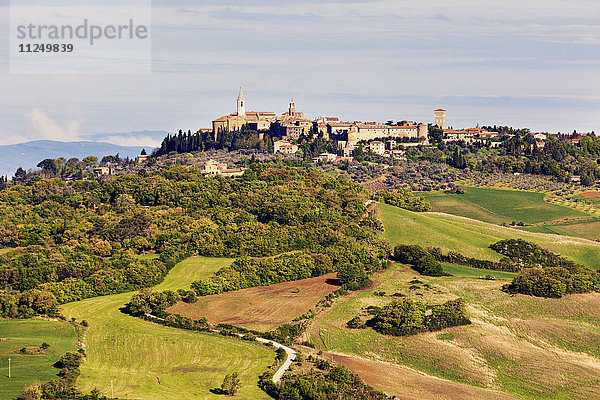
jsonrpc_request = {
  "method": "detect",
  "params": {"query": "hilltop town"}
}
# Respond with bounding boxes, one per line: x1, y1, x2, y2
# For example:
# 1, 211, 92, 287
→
209, 89, 574, 162
2, 93, 600, 400
3, 89, 598, 190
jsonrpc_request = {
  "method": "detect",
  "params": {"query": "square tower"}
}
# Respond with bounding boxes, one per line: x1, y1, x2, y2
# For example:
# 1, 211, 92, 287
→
434, 109, 446, 129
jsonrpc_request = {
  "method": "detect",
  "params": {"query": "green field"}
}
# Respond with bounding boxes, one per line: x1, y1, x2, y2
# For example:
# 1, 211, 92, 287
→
0, 249, 10, 255
423, 187, 588, 225
442, 263, 516, 281
61, 256, 273, 400
378, 203, 600, 268
0, 320, 78, 400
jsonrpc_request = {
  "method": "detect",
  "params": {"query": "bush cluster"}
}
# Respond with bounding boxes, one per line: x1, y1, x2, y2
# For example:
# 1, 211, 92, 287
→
369, 298, 470, 336
392, 244, 521, 273
375, 189, 431, 212
493, 239, 600, 298
261, 357, 391, 400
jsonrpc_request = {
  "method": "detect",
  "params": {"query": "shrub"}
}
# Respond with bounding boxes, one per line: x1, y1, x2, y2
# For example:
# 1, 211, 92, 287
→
275, 347, 287, 361
346, 316, 362, 329
376, 189, 431, 212
370, 299, 426, 336
221, 372, 240, 396
414, 255, 444, 277
56, 351, 82, 370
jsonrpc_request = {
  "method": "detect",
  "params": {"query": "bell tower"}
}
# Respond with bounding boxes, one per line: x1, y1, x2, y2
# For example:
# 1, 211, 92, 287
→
434, 109, 446, 129
237, 88, 246, 116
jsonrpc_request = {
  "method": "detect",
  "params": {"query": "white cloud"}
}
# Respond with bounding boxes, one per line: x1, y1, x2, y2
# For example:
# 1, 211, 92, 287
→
27, 108, 81, 142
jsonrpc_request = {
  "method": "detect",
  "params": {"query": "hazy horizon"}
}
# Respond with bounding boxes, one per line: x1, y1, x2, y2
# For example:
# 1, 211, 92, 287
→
0, 0, 598, 146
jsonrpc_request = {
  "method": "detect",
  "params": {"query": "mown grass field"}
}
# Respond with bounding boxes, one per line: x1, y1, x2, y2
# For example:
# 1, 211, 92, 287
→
442, 263, 516, 281
0, 320, 77, 400
423, 187, 588, 225
378, 203, 600, 268
61, 256, 274, 400
0, 249, 10, 255
308, 262, 600, 400
169, 273, 340, 332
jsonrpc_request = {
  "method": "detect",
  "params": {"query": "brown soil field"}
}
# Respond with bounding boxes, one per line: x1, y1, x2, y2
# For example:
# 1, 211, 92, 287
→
168, 273, 340, 332
321, 352, 518, 400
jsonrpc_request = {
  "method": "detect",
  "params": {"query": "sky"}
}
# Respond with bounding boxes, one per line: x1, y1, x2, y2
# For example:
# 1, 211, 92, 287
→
0, 0, 599, 146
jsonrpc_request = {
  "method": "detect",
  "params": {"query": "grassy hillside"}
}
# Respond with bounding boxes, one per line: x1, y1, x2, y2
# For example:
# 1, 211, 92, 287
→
306, 205, 600, 398
442, 263, 516, 281
378, 203, 600, 268
308, 263, 600, 400
0, 320, 77, 400
423, 187, 588, 225
61, 257, 273, 400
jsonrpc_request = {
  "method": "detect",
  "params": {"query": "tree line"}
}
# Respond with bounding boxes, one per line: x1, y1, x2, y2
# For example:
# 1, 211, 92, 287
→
391, 240, 600, 298
0, 164, 380, 317
154, 126, 275, 157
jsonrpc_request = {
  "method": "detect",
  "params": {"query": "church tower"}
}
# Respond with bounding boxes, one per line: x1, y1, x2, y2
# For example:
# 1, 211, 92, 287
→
237, 88, 246, 116
434, 109, 446, 129
289, 101, 296, 117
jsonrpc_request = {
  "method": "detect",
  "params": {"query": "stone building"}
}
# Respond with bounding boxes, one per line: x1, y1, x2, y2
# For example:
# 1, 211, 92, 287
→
212, 89, 277, 135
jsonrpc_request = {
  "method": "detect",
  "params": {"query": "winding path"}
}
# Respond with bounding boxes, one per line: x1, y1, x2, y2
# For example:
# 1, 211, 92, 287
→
147, 314, 297, 383
256, 338, 297, 383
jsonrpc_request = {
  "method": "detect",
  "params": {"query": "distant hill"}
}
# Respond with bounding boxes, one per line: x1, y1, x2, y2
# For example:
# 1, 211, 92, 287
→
81, 130, 168, 147
0, 140, 155, 177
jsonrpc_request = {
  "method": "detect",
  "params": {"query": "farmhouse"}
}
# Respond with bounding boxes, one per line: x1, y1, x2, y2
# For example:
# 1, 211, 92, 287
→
202, 159, 246, 176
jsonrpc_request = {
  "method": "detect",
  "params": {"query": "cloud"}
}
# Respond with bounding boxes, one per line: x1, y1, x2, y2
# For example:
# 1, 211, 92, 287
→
27, 109, 81, 142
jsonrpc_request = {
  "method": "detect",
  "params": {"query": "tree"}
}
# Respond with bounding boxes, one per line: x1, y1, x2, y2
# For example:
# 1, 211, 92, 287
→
370, 299, 426, 336
581, 171, 594, 187
428, 125, 444, 144
56, 351, 82, 370
414, 255, 444, 277
115, 194, 136, 212
82, 156, 98, 168
221, 372, 240, 396
141, 148, 147, 155
14, 167, 27, 182
37, 158, 59, 176
337, 263, 369, 290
